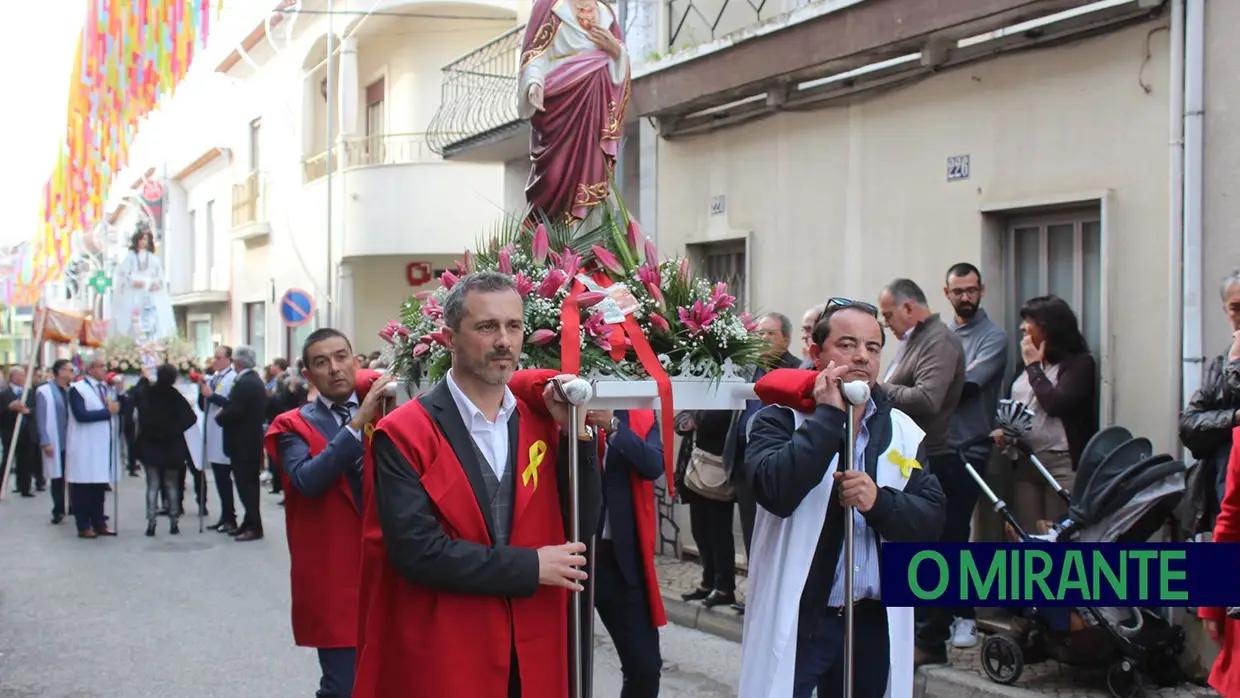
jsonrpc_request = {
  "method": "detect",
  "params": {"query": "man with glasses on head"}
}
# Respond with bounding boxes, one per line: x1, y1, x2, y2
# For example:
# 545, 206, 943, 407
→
739, 298, 946, 698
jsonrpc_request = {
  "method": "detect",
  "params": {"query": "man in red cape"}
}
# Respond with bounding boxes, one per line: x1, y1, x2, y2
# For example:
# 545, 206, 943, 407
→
354, 272, 602, 698
264, 328, 393, 698
585, 407, 667, 696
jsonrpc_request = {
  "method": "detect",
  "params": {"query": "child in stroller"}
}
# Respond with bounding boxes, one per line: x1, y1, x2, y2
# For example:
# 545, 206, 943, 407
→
959, 401, 1188, 698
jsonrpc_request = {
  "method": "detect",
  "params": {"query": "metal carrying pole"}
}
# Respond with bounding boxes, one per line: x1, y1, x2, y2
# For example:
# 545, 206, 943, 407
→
839, 380, 871, 698
0, 287, 50, 502
554, 377, 594, 698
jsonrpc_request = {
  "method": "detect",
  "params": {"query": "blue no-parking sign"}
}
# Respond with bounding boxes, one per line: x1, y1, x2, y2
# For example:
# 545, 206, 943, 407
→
280, 289, 315, 327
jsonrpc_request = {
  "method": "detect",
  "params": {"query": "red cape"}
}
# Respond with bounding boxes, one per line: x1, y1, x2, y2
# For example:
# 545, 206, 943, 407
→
755, 368, 820, 412
353, 370, 571, 698
617, 410, 668, 628
263, 370, 381, 649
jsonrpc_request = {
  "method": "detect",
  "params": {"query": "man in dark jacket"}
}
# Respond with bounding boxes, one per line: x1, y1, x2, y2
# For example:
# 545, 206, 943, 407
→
2, 366, 40, 497
740, 301, 945, 698
207, 345, 269, 541
722, 312, 802, 614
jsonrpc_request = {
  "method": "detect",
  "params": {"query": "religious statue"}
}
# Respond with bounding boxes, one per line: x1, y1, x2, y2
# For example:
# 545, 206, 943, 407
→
518, 0, 631, 223
110, 224, 176, 342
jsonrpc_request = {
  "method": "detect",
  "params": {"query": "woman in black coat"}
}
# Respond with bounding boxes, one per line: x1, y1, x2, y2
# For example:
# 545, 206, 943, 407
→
130, 364, 197, 536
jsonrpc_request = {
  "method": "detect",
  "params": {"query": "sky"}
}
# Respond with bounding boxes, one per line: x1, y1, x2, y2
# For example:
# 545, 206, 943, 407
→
0, 0, 88, 247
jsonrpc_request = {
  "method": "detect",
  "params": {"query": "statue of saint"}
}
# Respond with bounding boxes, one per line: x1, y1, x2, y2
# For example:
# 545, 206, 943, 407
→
110, 225, 176, 342
518, 0, 630, 223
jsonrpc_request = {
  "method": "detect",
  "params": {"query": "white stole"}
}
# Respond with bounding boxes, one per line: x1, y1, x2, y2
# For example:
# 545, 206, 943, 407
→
36, 382, 63, 479
64, 379, 116, 484
738, 406, 922, 698
204, 368, 236, 465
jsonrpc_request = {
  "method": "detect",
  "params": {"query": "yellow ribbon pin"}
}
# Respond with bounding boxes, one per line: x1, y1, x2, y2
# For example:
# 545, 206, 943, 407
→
522, 440, 548, 490
363, 423, 376, 442
888, 450, 922, 479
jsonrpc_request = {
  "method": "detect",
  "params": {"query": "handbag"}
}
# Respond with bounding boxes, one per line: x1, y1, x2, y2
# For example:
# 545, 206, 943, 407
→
684, 447, 736, 502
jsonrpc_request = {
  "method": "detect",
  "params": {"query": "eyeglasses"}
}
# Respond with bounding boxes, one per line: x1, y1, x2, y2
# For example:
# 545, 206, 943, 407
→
817, 297, 879, 324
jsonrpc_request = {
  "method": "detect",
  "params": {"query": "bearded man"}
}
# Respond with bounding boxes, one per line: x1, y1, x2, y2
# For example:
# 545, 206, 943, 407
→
353, 272, 602, 698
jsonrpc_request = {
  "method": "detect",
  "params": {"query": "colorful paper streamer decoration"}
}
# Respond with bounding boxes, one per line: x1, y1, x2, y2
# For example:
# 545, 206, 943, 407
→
7, 0, 220, 307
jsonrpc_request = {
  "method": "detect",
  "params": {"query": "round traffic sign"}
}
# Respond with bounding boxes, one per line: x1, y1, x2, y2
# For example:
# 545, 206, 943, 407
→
280, 288, 315, 327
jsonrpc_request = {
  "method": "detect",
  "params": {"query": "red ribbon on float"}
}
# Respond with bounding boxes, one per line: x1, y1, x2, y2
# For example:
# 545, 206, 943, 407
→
560, 272, 677, 496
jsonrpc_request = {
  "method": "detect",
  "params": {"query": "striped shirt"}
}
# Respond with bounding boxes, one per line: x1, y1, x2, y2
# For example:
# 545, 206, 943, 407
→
827, 399, 882, 606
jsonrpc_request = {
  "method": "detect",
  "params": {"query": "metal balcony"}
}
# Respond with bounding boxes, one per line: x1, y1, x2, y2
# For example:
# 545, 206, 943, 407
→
425, 26, 527, 161
302, 133, 447, 182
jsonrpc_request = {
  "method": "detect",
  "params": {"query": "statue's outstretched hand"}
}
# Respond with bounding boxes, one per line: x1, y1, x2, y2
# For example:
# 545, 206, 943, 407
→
528, 84, 545, 112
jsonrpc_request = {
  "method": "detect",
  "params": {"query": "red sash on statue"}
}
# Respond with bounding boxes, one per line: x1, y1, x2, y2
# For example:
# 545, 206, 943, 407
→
353, 371, 570, 698
263, 370, 381, 649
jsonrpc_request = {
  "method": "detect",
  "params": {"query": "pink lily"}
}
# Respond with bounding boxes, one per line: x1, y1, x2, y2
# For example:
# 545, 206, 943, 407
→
454, 260, 468, 276
678, 300, 718, 338
420, 297, 444, 320
644, 238, 658, 266
412, 343, 431, 358
498, 246, 513, 274
429, 331, 448, 346
514, 272, 535, 298
711, 282, 735, 311
464, 250, 476, 274
626, 220, 641, 256
739, 312, 758, 333
378, 321, 401, 344
537, 269, 569, 298
637, 264, 661, 288
577, 291, 606, 309
678, 258, 691, 282
645, 282, 665, 311
559, 248, 582, 275
649, 312, 670, 334
529, 328, 558, 345
397, 325, 412, 338
414, 290, 433, 301
532, 224, 550, 264
592, 246, 624, 276
583, 311, 612, 352
419, 334, 433, 344
440, 270, 458, 290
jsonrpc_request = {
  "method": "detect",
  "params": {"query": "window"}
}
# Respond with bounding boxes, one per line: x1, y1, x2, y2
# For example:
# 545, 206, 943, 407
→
188, 209, 197, 276
287, 322, 316, 367
249, 118, 262, 172
245, 302, 266, 367
205, 200, 216, 277
1006, 211, 1103, 395
688, 239, 748, 312
365, 78, 385, 160
189, 318, 213, 359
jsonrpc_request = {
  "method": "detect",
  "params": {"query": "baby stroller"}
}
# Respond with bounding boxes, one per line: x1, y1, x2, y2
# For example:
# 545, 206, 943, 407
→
957, 401, 1188, 698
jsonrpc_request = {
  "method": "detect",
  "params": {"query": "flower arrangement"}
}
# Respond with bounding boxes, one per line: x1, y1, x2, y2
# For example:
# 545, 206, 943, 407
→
100, 335, 206, 378
382, 194, 771, 385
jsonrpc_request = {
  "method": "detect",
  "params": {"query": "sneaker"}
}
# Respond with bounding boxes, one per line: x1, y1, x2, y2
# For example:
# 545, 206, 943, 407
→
951, 618, 978, 648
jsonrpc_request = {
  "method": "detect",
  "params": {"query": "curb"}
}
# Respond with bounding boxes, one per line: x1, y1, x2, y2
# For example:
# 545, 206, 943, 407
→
659, 590, 1047, 698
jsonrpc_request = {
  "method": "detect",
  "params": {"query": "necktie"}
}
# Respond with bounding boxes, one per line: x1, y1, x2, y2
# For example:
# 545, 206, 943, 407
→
332, 403, 353, 428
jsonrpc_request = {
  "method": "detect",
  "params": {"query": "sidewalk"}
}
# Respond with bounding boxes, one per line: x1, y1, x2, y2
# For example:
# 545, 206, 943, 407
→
654, 555, 1221, 698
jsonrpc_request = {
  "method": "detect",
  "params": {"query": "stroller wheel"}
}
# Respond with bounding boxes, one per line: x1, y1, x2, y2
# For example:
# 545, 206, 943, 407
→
980, 635, 1024, 685
1106, 659, 1144, 698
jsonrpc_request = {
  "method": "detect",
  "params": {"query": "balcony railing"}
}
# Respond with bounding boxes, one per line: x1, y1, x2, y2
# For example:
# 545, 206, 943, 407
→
302, 133, 450, 182
231, 170, 267, 228
426, 25, 524, 156
667, 0, 804, 52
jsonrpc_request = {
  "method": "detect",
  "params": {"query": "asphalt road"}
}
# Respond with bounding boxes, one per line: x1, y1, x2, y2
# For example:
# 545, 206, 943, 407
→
0, 473, 741, 697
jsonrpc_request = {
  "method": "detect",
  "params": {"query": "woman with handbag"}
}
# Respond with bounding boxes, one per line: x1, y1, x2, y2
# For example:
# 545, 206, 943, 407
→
677, 409, 738, 608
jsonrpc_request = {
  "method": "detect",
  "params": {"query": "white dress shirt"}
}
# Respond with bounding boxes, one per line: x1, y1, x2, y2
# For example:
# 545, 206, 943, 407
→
318, 392, 362, 441
445, 369, 517, 481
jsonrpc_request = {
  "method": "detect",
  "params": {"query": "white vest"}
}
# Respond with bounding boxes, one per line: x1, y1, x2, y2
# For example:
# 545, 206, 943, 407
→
65, 379, 116, 484
36, 382, 64, 480
204, 368, 236, 464
738, 406, 924, 698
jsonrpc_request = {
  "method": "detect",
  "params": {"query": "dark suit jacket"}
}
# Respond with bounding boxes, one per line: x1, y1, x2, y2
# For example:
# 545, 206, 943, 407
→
216, 370, 268, 464
371, 380, 602, 596
0, 385, 38, 448
279, 400, 366, 509
599, 411, 663, 586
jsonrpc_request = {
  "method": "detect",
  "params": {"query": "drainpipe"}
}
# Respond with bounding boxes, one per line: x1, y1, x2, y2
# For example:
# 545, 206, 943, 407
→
323, 0, 335, 329
1182, 0, 1206, 415
1167, 0, 1184, 455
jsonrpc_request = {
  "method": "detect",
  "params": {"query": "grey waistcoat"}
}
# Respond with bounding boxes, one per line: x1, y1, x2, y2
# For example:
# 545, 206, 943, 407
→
469, 433, 517, 546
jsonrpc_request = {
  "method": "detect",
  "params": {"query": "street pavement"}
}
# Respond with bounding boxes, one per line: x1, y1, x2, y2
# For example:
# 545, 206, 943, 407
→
0, 473, 741, 697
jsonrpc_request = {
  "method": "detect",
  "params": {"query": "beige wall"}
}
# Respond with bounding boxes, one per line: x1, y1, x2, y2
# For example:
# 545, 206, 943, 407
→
657, 22, 1179, 450
347, 254, 461, 356
1203, 0, 1240, 354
